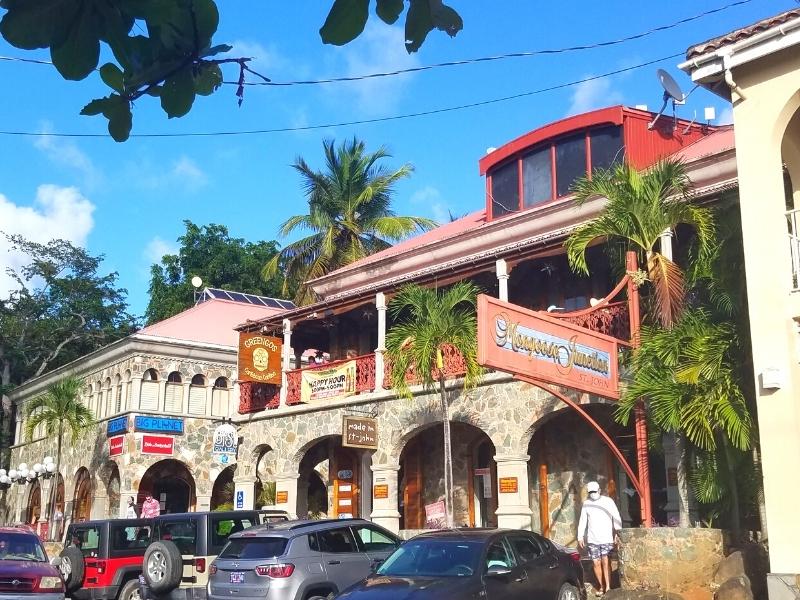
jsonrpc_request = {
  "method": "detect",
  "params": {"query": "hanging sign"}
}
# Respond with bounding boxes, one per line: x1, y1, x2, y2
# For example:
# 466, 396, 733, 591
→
212, 423, 238, 455
141, 435, 174, 456
301, 361, 357, 403
342, 416, 378, 449
477, 295, 620, 399
424, 501, 447, 529
238, 333, 282, 384
134, 416, 184, 435
109, 435, 125, 457
107, 416, 129, 437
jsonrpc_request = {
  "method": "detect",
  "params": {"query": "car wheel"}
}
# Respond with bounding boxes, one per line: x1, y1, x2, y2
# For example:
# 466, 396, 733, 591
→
558, 582, 580, 600
118, 578, 143, 600
143, 540, 183, 594
58, 545, 85, 594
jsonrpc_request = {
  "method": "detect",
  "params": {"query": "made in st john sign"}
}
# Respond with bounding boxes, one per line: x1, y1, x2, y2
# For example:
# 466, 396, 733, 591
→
477, 295, 620, 399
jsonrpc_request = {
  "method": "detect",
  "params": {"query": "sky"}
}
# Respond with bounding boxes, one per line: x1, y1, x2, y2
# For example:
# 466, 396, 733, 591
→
0, 0, 793, 317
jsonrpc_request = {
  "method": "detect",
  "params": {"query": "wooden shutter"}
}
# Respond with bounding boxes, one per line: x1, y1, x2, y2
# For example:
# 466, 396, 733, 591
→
403, 444, 424, 530
165, 384, 183, 413
188, 386, 206, 415
211, 388, 230, 417
140, 381, 159, 411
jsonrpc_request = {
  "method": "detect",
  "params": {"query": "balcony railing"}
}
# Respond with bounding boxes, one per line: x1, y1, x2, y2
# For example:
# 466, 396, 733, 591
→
383, 343, 468, 389
286, 354, 377, 405
788, 208, 800, 290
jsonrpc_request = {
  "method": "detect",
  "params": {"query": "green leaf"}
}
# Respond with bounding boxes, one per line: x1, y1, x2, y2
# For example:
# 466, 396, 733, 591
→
376, 0, 404, 24
80, 98, 108, 116
105, 97, 133, 142
320, 0, 369, 46
430, 1, 462, 37
99, 63, 124, 92
191, 0, 219, 48
202, 43, 232, 57
160, 67, 196, 118
193, 63, 222, 96
50, 8, 101, 80
0, 0, 79, 50
404, 0, 432, 53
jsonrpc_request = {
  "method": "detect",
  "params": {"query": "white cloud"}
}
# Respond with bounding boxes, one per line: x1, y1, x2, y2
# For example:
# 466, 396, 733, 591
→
231, 40, 292, 77
143, 237, 178, 266
0, 185, 95, 297
127, 155, 208, 193
410, 186, 450, 224
566, 78, 624, 117
34, 122, 103, 190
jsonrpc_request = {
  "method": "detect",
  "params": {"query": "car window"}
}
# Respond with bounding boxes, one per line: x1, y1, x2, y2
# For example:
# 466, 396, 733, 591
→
486, 539, 517, 570
109, 523, 153, 557
351, 525, 398, 553
69, 526, 101, 557
508, 535, 544, 563
158, 519, 197, 555
210, 516, 256, 555
377, 539, 482, 578
316, 528, 358, 554
219, 538, 287, 559
0, 531, 47, 562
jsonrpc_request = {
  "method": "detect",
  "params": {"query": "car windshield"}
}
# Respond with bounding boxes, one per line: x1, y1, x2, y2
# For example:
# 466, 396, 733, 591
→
0, 532, 47, 562
219, 538, 287, 559
376, 539, 482, 578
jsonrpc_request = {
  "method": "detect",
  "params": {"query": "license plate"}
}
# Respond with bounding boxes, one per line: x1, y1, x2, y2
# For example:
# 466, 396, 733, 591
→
230, 572, 245, 584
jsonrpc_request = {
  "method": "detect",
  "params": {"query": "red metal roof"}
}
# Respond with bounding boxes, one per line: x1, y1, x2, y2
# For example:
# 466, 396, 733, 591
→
671, 126, 735, 163
686, 8, 800, 59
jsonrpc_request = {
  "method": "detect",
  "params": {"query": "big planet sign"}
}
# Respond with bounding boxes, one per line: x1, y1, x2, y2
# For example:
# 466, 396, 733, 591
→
477, 295, 620, 399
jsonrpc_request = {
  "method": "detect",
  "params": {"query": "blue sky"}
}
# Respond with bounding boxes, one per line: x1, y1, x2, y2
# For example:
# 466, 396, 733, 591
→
0, 1, 792, 316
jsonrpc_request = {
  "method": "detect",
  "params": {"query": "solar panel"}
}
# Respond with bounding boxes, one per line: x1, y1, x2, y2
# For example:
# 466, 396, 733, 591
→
199, 287, 295, 310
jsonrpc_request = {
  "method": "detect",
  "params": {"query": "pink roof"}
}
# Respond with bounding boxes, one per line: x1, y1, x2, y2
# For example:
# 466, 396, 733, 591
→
309, 210, 488, 281
138, 299, 285, 347
671, 126, 735, 163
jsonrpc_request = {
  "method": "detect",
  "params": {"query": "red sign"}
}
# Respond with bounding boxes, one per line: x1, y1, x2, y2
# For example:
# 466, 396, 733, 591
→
109, 435, 125, 457
477, 295, 620, 399
141, 435, 174, 456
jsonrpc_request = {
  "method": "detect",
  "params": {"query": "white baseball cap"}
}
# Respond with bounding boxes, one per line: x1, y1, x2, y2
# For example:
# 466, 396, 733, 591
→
587, 481, 600, 493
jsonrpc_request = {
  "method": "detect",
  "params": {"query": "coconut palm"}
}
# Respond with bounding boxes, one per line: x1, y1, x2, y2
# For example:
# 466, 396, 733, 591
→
565, 158, 715, 328
385, 282, 483, 527
25, 376, 94, 540
263, 138, 437, 305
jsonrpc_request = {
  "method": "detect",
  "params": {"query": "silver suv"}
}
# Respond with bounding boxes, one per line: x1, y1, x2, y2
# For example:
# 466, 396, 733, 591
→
207, 519, 401, 600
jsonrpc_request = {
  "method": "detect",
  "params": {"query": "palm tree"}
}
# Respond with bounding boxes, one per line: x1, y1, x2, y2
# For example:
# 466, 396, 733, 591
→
385, 282, 483, 527
263, 137, 437, 305
565, 158, 715, 328
25, 376, 94, 540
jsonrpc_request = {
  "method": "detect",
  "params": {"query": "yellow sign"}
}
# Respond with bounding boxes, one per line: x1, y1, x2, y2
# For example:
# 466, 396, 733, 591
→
301, 361, 357, 403
238, 332, 282, 385
276, 491, 288, 504
499, 477, 518, 494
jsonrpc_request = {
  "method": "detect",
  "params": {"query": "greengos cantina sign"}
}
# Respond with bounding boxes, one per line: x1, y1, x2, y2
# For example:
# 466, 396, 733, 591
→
477, 295, 620, 399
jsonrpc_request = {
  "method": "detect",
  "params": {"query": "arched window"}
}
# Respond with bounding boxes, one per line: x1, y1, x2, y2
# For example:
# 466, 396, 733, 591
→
211, 377, 231, 418
140, 369, 160, 412
95, 381, 102, 418
188, 374, 206, 415
123, 370, 132, 411
165, 372, 184, 413
104, 377, 113, 418
113, 374, 122, 415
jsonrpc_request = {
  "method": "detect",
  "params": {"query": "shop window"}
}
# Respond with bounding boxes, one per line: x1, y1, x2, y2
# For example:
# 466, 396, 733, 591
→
490, 160, 520, 217
522, 146, 553, 208
556, 133, 587, 197
590, 125, 624, 172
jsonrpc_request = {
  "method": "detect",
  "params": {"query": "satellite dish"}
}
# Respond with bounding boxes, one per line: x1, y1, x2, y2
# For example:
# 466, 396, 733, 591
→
191, 276, 203, 289
657, 69, 684, 103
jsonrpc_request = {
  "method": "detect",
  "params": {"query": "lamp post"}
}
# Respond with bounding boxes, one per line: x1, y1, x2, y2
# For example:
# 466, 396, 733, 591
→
4, 457, 57, 536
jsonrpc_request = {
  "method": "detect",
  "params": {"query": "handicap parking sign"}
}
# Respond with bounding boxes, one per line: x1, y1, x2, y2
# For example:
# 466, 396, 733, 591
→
236, 490, 244, 509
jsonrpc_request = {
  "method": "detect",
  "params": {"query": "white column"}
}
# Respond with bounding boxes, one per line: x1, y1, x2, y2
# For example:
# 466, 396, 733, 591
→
370, 464, 401, 533
494, 454, 534, 530
233, 477, 257, 510
374, 292, 387, 391
496, 259, 510, 302
274, 472, 300, 519
14, 413, 22, 445
159, 380, 168, 412
280, 319, 292, 406
205, 385, 214, 417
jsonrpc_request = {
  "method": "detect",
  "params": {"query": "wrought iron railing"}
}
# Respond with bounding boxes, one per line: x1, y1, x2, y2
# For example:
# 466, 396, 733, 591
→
285, 354, 377, 405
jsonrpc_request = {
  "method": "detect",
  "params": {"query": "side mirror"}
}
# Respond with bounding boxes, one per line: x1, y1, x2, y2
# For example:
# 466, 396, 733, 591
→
50, 557, 62, 567
485, 565, 512, 578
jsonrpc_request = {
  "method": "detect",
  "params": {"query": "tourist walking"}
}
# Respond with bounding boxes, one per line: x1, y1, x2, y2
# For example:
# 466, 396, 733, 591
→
141, 494, 160, 518
577, 481, 622, 595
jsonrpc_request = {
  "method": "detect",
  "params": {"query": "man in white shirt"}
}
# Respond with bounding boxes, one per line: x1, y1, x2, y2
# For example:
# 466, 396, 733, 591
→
577, 481, 622, 595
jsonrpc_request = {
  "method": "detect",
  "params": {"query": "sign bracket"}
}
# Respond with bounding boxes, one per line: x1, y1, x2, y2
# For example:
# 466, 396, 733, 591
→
344, 406, 378, 418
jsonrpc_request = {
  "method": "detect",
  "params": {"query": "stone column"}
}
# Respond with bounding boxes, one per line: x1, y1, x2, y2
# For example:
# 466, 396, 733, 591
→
14, 413, 22, 445
233, 477, 257, 511
196, 495, 211, 512
280, 319, 292, 406
370, 464, 401, 534
274, 473, 300, 519
494, 454, 534, 530
205, 385, 214, 417
496, 259, 510, 302
374, 292, 387, 391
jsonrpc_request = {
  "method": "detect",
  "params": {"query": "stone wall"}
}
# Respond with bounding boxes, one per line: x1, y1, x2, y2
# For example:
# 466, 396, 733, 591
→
618, 527, 726, 593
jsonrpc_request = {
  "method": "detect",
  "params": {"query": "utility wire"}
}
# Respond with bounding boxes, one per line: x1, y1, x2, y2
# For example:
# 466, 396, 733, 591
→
0, 53, 683, 139
0, 0, 751, 87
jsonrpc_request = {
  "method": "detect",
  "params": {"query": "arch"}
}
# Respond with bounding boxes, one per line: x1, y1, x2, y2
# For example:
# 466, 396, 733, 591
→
210, 465, 236, 510
72, 467, 92, 523
113, 373, 122, 415
214, 377, 229, 388
143, 369, 159, 381
191, 374, 206, 386
26, 480, 41, 526
105, 463, 121, 519
167, 372, 182, 383
520, 394, 616, 452
253, 445, 276, 507
138, 459, 196, 514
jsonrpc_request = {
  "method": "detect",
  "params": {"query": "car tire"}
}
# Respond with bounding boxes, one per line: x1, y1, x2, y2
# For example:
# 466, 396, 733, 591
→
143, 540, 183, 594
118, 578, 143, 600
558, 582, 580, 600
59, 545, 85, 594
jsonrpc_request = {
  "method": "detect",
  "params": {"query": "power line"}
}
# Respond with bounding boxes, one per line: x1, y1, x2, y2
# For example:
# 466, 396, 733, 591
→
0, 53, 683, 139
0, 0, 751, 87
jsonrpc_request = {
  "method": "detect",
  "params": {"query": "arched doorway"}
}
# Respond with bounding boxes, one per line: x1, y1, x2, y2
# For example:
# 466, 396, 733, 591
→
254, 445, 276, 508
399, 422, 497, 531
72, 468, 92, 523
210, 465, 236, 510
26, 480, 41, 526
138, 459, 196, 514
